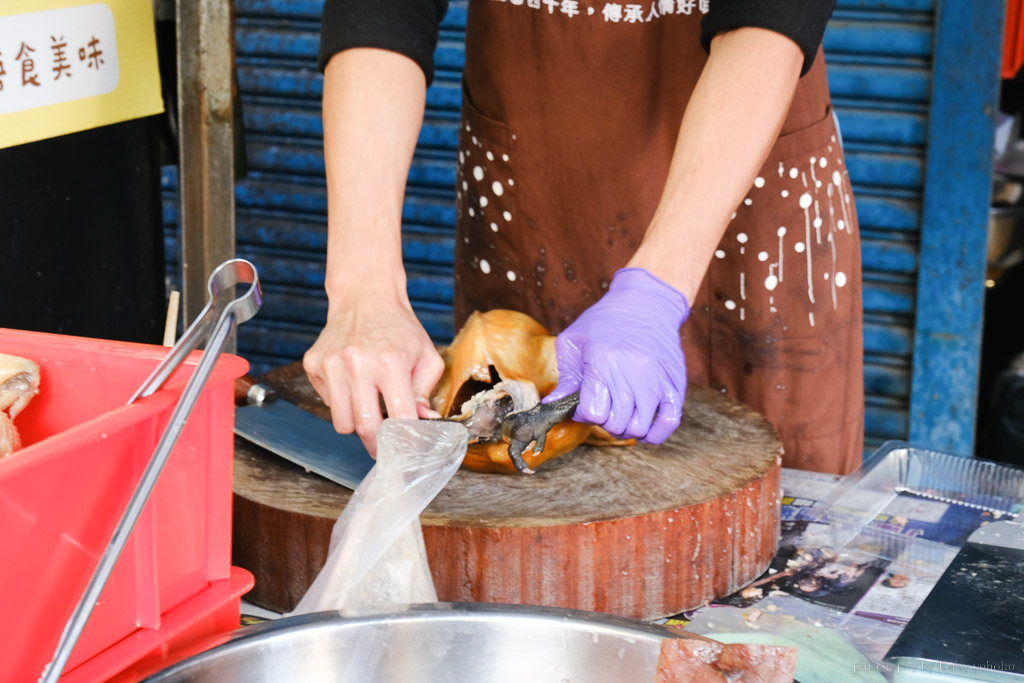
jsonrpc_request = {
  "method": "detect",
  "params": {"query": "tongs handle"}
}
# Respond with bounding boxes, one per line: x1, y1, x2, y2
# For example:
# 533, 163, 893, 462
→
41, 259, 261, 683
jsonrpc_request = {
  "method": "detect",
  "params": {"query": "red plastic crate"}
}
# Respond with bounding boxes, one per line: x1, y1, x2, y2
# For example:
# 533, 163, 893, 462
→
65, 567, 254, 683
0, 329, 248, 682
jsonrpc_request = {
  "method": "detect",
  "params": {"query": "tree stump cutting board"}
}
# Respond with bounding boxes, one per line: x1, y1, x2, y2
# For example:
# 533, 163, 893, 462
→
232, 363, 783, 620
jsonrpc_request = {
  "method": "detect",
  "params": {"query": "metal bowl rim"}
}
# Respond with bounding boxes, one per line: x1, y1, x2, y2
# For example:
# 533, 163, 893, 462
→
135, 602, 686, 681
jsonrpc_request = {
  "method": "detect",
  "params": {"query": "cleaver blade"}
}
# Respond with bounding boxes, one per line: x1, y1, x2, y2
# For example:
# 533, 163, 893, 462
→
885, 519, 1024, 680
233, 376, 374, 490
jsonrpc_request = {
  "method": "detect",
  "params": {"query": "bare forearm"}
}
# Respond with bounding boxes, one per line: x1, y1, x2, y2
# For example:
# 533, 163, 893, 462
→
308, 48, 442, 450
628, 27, 804, 301
322, 48, 427, 305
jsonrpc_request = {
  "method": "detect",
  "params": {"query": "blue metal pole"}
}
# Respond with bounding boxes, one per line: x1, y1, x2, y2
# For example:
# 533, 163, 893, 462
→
909, 0, 1005, 454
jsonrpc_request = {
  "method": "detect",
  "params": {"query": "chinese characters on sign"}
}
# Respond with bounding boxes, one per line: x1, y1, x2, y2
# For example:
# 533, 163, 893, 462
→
493, 0, 709, 20
0, 0, 162, 150
16, 42, 38, 86
80, 36, 104, 70
0, 4, 119, 116
10, 34, 104, 86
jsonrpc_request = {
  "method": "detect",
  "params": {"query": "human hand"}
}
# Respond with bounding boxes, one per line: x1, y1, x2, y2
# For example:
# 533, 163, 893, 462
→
303, 293, 445, 457
543, 268, 689, 444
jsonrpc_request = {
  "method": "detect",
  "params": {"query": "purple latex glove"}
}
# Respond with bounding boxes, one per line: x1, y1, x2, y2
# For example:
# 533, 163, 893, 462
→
543, 267, 689, 444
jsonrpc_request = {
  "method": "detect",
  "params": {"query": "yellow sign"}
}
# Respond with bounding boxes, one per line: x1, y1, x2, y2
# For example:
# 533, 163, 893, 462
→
0, 0, 163, 149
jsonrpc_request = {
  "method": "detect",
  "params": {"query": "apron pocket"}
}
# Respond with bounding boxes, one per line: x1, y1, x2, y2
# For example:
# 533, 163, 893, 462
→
459, 77, 515, 151
769, 104, 838, 164
717, 110, 858, 341
456, 78, 520, 232
456, 78, 526, 285
703, 105, 862, 449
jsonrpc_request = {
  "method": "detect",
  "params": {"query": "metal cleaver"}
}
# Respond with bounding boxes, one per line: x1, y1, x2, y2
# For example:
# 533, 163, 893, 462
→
233, 376, 375, 490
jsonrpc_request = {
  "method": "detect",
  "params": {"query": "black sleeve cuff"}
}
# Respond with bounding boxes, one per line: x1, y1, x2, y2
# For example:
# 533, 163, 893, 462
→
319, 0, 448, 85
701, 0, 837, 76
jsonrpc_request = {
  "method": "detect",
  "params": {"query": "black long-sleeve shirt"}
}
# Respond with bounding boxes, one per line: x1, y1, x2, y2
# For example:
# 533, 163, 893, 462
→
319, 0, 835, 84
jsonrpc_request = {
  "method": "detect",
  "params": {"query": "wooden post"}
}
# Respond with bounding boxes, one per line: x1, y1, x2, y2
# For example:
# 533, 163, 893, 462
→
176, 0, 236, 347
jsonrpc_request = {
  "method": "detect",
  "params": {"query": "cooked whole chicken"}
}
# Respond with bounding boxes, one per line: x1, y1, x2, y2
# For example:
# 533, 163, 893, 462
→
0, 353, 41, 459
430, 310, 631, 474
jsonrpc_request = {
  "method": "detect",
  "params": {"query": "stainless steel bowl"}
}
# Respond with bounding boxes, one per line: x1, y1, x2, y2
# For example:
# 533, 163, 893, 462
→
115, 603, 690, 682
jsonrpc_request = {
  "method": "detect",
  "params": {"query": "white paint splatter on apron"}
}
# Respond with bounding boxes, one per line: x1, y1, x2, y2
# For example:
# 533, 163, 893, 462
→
777, 226, 786, 283
836, 169, 853, 235
800, 192, 816, 306
719, 145, 855, 327
456, 122, 521, 280
828, 214, 838, 309
813, 199, 822, 244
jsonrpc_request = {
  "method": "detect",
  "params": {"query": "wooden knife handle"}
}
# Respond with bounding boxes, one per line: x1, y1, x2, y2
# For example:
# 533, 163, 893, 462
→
235, 374, 277, 406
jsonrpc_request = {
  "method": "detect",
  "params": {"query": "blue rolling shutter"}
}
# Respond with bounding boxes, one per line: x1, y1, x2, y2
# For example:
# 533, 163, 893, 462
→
826, 0, 934, 452
825, 0, 1000, 455
162, 0, 1000, 457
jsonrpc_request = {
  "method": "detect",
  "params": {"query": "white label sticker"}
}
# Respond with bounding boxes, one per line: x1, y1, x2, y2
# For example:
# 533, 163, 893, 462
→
0, 4, 119, 115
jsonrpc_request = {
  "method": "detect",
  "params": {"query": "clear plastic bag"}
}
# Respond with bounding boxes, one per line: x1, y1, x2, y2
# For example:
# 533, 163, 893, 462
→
290, 419, 469, 616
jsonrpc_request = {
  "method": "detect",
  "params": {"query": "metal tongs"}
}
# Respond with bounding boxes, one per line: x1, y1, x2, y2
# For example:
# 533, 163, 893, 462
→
41, 259, 261, 683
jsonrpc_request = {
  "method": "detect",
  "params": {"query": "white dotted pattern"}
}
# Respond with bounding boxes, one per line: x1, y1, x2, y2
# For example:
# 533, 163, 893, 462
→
715, 144, 855, 324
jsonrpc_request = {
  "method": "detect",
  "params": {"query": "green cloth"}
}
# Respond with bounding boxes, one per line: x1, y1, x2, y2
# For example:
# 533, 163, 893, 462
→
708, 627, 888, 683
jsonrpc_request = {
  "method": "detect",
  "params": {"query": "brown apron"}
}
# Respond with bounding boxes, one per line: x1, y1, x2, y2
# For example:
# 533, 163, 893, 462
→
452, 0, 864, 475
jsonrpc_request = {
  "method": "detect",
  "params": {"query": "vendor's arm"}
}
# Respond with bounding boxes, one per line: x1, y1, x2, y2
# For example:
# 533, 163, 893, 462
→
305, 0, 448, 455
628, 26, 804, 299
631, 0, 835, 295
549, 24, 818, 443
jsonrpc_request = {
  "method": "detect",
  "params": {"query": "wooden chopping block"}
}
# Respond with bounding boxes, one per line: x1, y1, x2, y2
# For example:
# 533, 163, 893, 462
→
232, 363, 783, 620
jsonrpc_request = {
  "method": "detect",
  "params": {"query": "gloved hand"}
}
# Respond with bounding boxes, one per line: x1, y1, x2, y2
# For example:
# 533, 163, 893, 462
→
543, 267, 689, 444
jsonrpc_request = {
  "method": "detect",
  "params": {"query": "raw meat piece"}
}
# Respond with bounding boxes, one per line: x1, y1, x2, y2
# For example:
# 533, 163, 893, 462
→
655, 638, 798, 682
0, 353, 41, 459
430, 309, 631, 474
